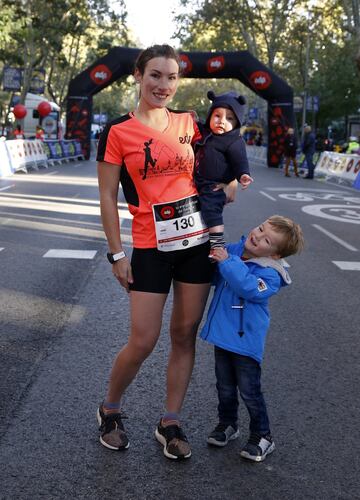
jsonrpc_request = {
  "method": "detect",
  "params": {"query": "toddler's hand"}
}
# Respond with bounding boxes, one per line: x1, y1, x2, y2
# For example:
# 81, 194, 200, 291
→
239, 174, 254, 190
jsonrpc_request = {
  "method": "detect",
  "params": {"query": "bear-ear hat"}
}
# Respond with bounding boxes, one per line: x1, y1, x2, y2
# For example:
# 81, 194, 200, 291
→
206, 90, 246, 127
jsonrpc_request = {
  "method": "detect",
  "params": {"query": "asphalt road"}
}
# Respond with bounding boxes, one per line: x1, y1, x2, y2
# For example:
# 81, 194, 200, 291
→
0, 160, 359, 500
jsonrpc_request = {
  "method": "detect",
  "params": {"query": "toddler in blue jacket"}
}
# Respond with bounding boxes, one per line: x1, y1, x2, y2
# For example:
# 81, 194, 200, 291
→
201, 215, 304, 461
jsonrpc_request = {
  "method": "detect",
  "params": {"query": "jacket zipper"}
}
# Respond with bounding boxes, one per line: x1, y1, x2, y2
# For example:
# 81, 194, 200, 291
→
231, 298, 245, 337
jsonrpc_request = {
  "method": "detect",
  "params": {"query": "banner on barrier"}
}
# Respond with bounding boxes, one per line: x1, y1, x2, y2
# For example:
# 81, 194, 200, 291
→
246, 145, 267, 162
43, 139, 84, 162
316, 151, 360, 183
43, 140, 64, 160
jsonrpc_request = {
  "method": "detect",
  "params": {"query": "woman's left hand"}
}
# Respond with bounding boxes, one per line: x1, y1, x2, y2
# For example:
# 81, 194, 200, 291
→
213, 179, 238, 204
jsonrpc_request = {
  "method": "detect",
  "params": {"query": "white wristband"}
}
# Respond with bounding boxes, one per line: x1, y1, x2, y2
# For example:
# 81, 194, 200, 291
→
112, 251, 126, 261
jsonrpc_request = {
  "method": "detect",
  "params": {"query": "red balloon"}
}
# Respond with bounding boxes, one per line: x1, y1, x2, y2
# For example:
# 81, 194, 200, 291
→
13, 104, 27, 119
37, 101, 52, 117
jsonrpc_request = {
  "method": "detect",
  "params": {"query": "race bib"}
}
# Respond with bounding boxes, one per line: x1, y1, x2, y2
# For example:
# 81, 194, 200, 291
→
152, 195, 209, 251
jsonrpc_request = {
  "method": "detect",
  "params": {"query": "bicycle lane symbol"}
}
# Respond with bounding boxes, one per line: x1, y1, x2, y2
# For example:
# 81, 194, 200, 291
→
301, 205, 360, 224
274, 191, 360, 224
278, 192, 360, 203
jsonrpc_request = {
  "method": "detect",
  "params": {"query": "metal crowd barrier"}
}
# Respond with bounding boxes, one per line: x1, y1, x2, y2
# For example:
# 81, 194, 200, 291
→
0, 139, 85, 177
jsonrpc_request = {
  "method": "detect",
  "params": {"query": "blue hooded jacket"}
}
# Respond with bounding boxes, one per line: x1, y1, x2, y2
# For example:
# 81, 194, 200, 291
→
200, 237, 291, 363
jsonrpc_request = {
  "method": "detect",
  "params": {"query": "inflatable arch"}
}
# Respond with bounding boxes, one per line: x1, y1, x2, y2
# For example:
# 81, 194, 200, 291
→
66, 47, 294, 165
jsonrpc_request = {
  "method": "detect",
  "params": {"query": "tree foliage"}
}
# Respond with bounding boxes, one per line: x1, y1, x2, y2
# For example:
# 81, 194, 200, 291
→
174, 0, 360, 135
0, 0, 132, 123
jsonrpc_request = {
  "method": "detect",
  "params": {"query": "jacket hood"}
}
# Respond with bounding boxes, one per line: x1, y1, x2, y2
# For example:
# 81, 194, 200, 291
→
206, 90, 246, 128
246, 257, 292, 285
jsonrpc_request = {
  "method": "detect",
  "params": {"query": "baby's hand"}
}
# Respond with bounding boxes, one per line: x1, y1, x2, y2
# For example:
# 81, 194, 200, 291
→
210, 247, 229, 262
239, 174, 254, 190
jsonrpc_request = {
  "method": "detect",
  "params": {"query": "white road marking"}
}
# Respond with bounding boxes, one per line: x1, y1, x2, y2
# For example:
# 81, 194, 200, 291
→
0, 215, 133, 243
332, 261, 360, 271
312, 224, 358, 251
45, 170, 58, 176
266, 187, 352, 193
0, 194, 133, 220
0, 193, 131, 218
0, 247, 4, 251
260, 191, 276, 201
0, 185, 15, 192
43, 249, 97, 259
1, 175, 98, 186
303, 204, 360, 224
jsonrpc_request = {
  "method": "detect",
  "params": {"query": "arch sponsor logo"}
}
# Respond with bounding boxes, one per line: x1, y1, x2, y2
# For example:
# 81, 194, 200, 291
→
207, 56, 225, 73
179, 55, 193, 74
249, 71, 272, 90
90, 64, 112, 85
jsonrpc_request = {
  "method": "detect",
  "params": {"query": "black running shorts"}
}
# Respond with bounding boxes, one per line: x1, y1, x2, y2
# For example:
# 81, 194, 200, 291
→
129, 241, 214, 293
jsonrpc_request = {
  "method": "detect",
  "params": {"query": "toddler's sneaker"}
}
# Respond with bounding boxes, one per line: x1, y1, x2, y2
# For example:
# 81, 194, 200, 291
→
240, 432, 275, 462
96, 404, 129, 451
207, 422, 240, 447
155, 420, 191, 460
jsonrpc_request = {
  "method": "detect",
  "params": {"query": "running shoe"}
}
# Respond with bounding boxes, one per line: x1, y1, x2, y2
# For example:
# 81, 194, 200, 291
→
96, 404, 129, 451
207, 422, 240, 447
240, 432, 275, 462
155, 420, 191, 459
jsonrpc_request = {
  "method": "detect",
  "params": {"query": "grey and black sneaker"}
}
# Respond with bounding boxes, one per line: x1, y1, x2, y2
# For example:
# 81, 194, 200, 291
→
240, 432, 275, 462
207, 422, 240, 447
155, 420, 191, 460
96, 404, 129, 451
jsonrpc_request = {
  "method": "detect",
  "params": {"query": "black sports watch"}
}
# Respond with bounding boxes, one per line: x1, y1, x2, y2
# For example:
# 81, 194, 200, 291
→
107, 251, 126, 264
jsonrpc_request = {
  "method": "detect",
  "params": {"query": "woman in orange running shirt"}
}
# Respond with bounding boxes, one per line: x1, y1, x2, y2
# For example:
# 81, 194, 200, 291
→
96, 44, 237, 460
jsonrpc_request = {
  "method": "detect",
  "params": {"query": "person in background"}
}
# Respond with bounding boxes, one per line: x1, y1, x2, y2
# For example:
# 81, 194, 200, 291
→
12, 124, 25, 140
201, 215, 304, 462
255, 131, 263, 147
194, 90, 253, 258
346, 136, 360, 154
35, 125, 45, 141
301, 125, 316, 179
283, 128, 299, 178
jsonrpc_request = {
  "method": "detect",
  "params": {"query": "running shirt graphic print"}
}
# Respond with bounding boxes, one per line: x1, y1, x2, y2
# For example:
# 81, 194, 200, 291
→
142, 139, 157, 179
139, 137, 195, 180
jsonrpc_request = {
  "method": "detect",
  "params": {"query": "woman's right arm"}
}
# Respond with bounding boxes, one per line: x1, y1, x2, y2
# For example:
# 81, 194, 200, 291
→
97, 161, 133, 291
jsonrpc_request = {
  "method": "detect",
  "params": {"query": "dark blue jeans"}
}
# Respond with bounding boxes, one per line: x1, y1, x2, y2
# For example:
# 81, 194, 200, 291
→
214, 346, 270, 436
304, 152, 315, 178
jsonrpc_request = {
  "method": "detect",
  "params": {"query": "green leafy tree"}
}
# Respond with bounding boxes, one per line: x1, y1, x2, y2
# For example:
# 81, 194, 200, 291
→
174, 0, 360, 135
175, 0, 302, 67
340, 0, 360, 72
0, 0, 131, 125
